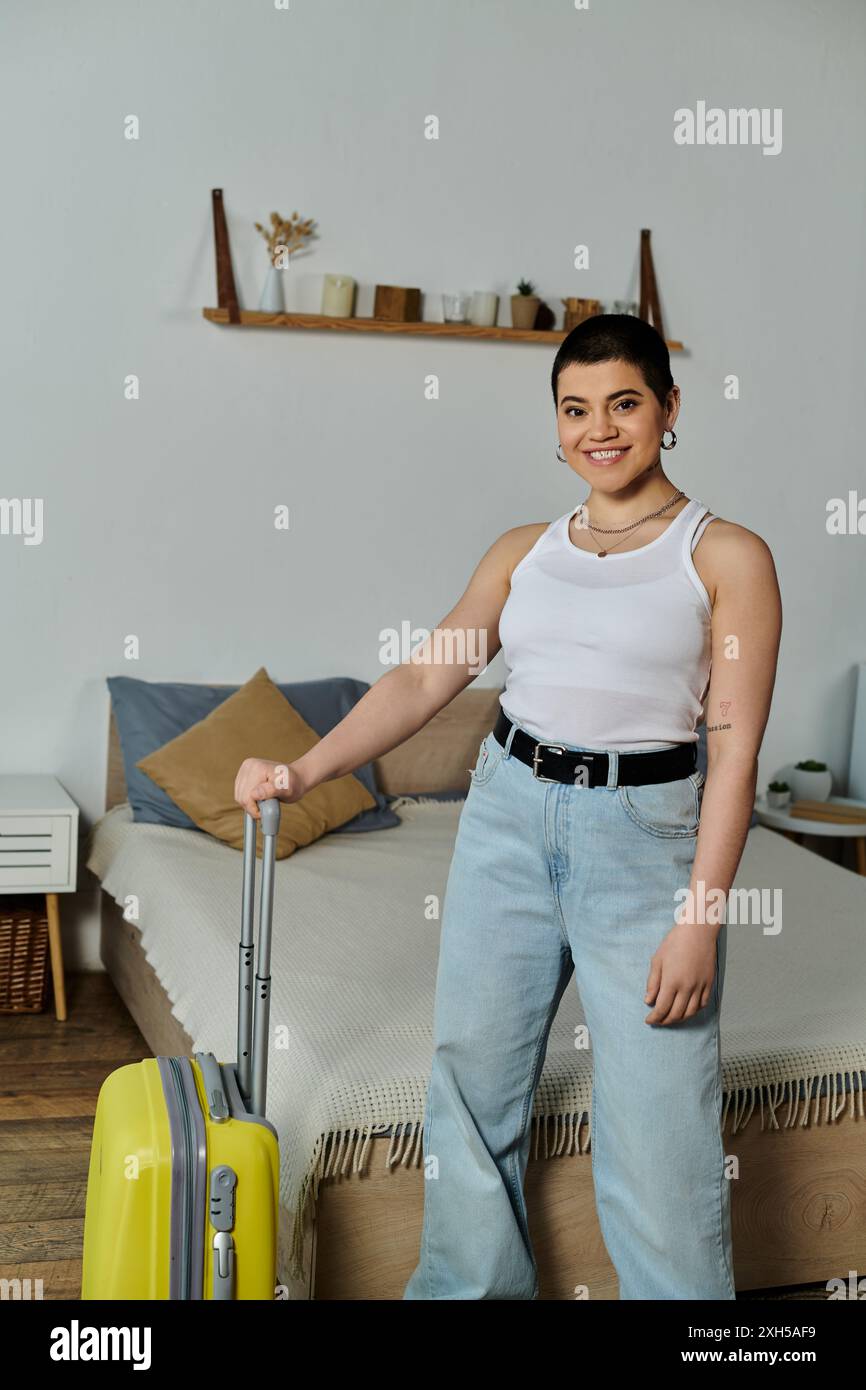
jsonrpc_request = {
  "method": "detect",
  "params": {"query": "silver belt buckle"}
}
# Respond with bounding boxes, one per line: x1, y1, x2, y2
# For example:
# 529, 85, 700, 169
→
532, 742, 567, 782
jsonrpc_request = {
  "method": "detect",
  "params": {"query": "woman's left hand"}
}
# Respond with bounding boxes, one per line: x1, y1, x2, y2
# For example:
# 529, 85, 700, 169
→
643, 920, 718, 1026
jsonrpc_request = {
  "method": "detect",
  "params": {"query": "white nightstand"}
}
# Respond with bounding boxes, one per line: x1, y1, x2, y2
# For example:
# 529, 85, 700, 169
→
0, 775, 79, 1020
753, 794, 866, 876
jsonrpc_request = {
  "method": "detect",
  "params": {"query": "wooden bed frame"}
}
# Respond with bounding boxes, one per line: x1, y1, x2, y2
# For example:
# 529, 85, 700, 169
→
97, 687, 866, 1299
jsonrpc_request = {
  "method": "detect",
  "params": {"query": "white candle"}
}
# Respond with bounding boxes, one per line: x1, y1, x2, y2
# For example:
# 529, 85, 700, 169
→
322, 274, 355, 317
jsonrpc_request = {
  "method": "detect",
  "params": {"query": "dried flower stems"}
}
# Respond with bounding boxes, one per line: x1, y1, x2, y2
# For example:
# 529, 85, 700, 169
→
254, 210, 317, 267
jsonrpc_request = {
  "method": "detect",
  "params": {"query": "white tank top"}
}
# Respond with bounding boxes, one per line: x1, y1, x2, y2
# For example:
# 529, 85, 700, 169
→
497, 497, 717, 751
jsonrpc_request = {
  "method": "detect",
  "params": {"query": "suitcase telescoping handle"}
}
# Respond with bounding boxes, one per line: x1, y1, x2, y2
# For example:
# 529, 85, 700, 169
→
237, 797, 281, 1116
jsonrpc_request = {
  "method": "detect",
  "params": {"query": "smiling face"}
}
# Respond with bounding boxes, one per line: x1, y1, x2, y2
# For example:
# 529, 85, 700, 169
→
555, 358, 680, 496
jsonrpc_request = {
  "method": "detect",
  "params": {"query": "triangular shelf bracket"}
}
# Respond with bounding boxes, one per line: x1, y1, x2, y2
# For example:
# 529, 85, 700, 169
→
212, 188, 240, 325
639, 228, 666, 342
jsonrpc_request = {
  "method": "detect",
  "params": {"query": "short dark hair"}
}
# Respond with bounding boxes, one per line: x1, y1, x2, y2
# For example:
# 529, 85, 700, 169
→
551, 314, 673, 411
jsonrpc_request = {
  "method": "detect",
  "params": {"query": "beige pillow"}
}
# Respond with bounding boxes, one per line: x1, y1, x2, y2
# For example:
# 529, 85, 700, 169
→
136, 666, 377, 859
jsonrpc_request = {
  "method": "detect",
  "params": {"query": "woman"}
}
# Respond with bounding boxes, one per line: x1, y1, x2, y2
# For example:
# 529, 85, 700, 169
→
234, 315, 782, 1300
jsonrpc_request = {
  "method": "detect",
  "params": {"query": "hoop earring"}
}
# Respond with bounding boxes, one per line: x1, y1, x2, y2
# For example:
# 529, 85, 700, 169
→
556, 442, 566, 462
660, 429, 677, 450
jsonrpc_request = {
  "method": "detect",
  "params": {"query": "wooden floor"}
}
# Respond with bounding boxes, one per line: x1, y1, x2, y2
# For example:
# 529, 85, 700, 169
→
0, 971, 150, 1300
0, 972, 833, 1302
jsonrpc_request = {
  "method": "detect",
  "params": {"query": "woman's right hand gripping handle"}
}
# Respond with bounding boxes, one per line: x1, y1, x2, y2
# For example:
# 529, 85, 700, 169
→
234, 758, 308, 820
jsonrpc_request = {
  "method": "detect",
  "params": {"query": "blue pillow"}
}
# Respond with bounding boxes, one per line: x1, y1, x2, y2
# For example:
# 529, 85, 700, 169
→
107, 675, 399, 834
695, 724, 758, 827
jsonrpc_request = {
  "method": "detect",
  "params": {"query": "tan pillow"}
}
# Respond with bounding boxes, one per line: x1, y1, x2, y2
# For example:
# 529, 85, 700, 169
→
373, 686, 504, 795
136, 666, 377, 859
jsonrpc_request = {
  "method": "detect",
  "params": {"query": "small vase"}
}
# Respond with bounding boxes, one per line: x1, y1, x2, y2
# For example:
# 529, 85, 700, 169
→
766, 789, 791, 809
469, 292, 499, 327
789, 768, 833, 803
511, 295, 540, 329
259, 264, 285, 313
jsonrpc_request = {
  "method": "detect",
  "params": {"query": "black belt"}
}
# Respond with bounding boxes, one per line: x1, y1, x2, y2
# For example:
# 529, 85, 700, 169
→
492, 710, 697, 788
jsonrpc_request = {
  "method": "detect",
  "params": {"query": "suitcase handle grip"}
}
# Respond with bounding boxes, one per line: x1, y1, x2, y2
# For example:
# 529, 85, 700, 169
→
258, 798, 281, 837
237, 797, 281, 1115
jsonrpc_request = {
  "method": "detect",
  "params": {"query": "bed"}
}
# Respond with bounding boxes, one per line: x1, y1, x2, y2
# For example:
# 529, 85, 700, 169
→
85, 686, 866, 1299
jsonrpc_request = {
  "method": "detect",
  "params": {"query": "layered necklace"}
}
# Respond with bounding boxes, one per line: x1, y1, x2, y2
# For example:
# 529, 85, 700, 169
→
574, 487, 686, 557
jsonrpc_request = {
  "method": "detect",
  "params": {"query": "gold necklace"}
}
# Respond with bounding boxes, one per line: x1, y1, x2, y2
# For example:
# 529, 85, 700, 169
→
575, 489, 686, 557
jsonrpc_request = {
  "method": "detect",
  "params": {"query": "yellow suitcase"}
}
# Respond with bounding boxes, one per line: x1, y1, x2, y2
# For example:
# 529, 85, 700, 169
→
81, 800, 282, 1300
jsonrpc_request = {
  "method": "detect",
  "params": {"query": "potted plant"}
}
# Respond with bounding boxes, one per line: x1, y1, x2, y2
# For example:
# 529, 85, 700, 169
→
254, 209, 317, 312
789, 759, 832, 803
766, 780, 791, 809
511, 278, 540, 330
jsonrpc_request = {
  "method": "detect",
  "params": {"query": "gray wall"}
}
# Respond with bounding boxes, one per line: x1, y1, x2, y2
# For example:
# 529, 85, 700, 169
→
3, 0, 865, 966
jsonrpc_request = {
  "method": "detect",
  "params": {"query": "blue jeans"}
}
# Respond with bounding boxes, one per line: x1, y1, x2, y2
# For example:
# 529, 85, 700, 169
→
403, 720, 735, 1300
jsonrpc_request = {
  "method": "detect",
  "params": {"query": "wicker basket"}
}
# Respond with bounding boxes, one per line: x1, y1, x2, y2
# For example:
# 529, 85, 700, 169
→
0, 905, 50, 1013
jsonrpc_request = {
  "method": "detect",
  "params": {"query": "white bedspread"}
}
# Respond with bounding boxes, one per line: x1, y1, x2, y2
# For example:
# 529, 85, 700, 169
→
86, 800, 866, 1285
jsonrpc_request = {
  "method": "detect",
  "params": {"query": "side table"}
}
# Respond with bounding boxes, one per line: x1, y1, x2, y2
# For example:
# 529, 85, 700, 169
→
0, 774, 79, 1020
753, 794, 866, 876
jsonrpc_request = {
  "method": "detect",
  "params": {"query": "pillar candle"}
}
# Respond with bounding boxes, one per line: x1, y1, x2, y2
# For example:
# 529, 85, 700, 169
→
322, 275, 356, 317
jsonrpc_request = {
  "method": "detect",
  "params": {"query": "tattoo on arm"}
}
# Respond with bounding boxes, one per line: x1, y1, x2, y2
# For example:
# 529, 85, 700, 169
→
707, 700, 733, 733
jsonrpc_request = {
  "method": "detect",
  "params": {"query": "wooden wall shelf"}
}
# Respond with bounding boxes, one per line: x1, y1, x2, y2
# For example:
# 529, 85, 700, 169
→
201, 307, 683, 351
205, 191, 684, 351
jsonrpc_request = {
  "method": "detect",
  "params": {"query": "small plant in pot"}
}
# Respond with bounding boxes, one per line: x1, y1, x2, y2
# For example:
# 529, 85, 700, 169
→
511, 278, 540, 330
789, 758, 832, 803
766, 779, 791, 809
